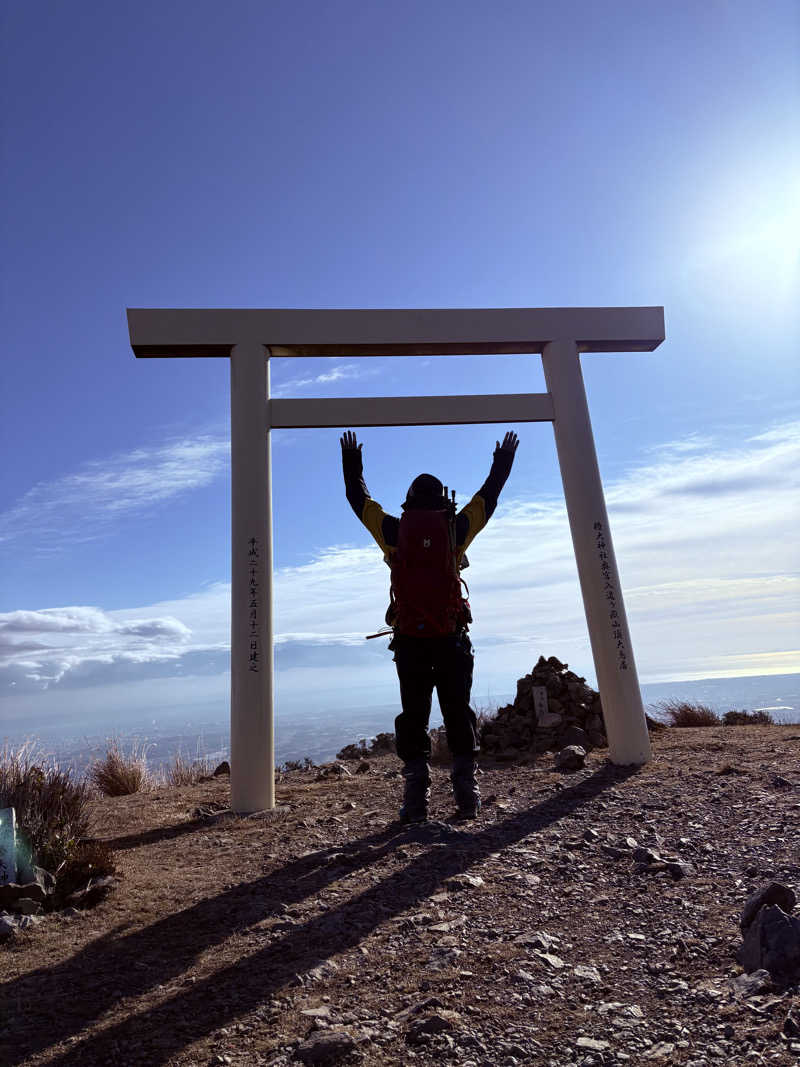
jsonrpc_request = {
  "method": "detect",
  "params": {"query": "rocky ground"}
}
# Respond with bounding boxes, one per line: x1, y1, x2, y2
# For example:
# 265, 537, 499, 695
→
1, 725, 799, 1067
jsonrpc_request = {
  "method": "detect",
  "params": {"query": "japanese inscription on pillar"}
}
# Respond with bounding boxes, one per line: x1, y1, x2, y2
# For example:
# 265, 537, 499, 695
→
593, 521, 629, 671
247, 537, 260, 673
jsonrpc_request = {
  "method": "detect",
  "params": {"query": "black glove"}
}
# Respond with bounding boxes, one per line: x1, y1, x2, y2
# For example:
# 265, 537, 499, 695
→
340, 430, 363, 475
494, 430, 519, 459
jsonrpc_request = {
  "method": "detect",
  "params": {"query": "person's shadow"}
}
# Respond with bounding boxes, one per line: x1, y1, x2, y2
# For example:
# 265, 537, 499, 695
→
1, 762, 637, 1066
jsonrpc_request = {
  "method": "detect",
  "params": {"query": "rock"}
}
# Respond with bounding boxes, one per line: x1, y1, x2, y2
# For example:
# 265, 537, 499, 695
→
396, 996, 444, 1020
407, 1011, 462, 1042
0, 882, 47, 908
15, 862, 56, 892
740, 882, 797, 933
632, 847, 661, 864
737, 904, 800, 981
302, 960, 339, 983
315, 763, 352, 780
0, 914, 17, 939
67, 875, 117, 909
300, 1006, 331, 1019
560, 725, 590, 749
355, 761, 371, 774
293, 1031, 355, 1063
533, 952, 565, 969
730, 968, 774, 996
666, 862, 692, 881
212, 760, 231, 777
647, 1043, 676, 1058
17, 913, 42, 929
573, 964, 602, 982
33, 866, 56, 894
429, 916, 466, 933
771, 774, 794, 789
783, 1006, 800, 1038
515, 931, 557, 951
445, 874, 484, 891
10, 897, 43, 915
576, 1037, 609, 1051
555, 746, 586, 772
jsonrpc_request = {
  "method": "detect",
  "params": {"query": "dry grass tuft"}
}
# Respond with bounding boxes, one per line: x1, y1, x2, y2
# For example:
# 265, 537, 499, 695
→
88, 739, 150, 796
55, 839, 117, 905
430, 706, 498, 765
165, 754, 212, 786
653, 700, 720, 727
0, 740, 92, 871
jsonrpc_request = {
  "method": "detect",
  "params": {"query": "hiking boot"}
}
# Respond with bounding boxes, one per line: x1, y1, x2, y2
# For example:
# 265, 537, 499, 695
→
451, 754, 481, 817
399, 758, 431, 823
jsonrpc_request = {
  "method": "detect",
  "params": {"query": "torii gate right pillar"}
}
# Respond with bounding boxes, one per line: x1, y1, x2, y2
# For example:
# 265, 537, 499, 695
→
542, 340, 651, 764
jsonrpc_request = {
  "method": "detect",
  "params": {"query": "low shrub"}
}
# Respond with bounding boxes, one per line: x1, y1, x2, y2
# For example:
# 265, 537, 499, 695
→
653, 700, 720, 727
88, 739, 150, 796
166, 754, 211, 786
55, 839, 117, 905
336, 732, 396, 761
0, 741, 92, 872
722, 709, 775, 726
278, 756, 316, 772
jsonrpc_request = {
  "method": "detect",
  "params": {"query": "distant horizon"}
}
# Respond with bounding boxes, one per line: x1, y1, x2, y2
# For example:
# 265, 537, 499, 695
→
4, 672, 799, 773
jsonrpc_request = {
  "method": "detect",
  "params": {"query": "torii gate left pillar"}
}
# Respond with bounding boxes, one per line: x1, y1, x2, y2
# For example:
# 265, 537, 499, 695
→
230, 343, 274, 812
128, 307, 665, 813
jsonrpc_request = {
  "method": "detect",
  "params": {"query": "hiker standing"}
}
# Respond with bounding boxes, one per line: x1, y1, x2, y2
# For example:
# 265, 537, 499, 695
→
340, 429, 519, 822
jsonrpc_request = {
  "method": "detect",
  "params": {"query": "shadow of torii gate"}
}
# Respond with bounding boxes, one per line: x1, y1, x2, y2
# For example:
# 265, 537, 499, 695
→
127, 306, 664, 813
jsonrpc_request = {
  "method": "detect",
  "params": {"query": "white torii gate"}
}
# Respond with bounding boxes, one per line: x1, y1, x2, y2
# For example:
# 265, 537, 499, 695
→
127, 307, 664, 813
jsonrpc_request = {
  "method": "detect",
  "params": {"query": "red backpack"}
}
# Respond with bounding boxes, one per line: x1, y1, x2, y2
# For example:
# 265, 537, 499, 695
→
388, 505, 470, 636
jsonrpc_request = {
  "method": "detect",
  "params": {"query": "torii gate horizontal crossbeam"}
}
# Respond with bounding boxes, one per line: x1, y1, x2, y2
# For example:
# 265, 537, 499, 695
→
269, 393, 555, 428
127, 306, 664, 356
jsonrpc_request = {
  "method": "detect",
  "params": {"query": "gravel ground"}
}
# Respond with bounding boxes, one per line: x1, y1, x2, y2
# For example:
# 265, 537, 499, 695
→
1, 724, 799, 1066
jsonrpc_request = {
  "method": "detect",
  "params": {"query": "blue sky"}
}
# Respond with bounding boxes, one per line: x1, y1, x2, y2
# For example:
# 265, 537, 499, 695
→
1, 1, 798, 737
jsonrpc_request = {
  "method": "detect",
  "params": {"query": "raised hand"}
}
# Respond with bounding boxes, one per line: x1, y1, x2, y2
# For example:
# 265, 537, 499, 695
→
340, 430, 362, 453
496, 430, 519, 454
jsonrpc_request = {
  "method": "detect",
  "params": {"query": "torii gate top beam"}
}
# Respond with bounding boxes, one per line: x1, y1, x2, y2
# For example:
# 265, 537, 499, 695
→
127, 306, 664, 358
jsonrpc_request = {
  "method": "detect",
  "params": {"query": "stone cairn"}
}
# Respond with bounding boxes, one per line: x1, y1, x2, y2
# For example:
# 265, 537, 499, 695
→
480, 655, 606, 759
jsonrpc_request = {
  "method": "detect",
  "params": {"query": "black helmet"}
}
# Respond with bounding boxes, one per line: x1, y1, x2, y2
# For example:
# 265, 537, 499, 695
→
402, 473, 445, 510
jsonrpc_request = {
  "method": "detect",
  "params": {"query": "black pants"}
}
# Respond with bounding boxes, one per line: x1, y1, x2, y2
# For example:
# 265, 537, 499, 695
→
392, 632, 478, 762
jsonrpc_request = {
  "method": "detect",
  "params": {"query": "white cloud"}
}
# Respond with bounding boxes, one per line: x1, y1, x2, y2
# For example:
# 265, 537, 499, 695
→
0, 607, 114, 634
0, 435, 229, 551
271, 361, 373, 398
1, 421, 798, 706
0, 606, 192, 688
